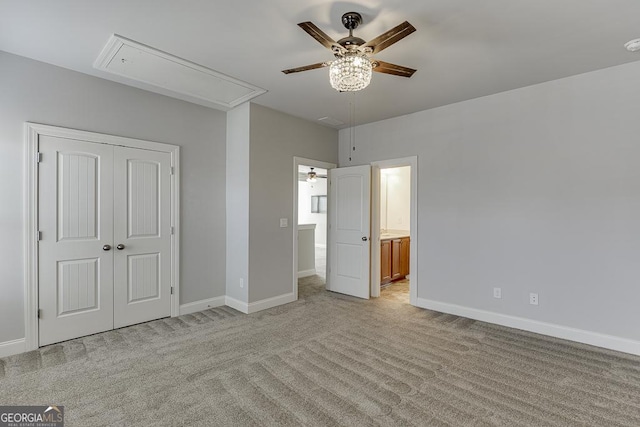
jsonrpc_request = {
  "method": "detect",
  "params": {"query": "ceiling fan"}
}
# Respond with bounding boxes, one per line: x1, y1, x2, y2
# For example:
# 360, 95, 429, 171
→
303, 167, 327, 182
282, 12, 417, 91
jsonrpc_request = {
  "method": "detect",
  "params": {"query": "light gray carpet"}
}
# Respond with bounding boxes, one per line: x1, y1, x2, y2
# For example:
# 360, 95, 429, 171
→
1, 276, 640, 426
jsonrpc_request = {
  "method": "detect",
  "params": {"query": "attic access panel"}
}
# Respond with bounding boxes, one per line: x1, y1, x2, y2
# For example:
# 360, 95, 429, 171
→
94, 34, 266, 110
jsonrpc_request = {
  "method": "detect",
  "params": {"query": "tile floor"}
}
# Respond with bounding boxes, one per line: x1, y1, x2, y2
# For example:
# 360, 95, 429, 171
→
313, 246, 410, 303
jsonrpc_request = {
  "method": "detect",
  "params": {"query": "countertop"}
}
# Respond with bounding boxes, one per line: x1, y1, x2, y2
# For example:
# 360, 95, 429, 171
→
380, 230, 410, 240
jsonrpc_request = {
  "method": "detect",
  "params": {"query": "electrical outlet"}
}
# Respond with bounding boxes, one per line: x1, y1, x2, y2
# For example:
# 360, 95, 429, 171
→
493, 287, 502, 299
280, 218, 288, 228
239, 278, 244, 289
529, 293, 539, 305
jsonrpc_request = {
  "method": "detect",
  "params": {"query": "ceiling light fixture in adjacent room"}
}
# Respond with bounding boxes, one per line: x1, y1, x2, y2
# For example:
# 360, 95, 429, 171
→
624, 38, 640, 52
307, 168, 317, 182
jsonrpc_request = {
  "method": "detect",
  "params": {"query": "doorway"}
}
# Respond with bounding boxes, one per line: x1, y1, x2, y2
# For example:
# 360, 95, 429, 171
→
378, 166, 411, 303
297, 165, 328, 279
371, 157, 418, 305
292, 157, 336, 300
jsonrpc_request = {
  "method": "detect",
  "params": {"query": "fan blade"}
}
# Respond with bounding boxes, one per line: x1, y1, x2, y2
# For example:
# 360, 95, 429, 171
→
372, 60, 416, 77
363, 21, 416, 54
282, 62, 330, 74
298, 22, 338, 50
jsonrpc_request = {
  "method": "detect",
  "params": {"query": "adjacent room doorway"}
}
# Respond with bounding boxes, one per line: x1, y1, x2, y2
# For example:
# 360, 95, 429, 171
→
377, 165, 412, 304
292, 157, 336, 300
297, 165, 329, 279
371, 157, 418, 305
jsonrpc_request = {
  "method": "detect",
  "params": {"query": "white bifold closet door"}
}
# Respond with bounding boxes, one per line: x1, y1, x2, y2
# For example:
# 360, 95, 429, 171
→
38, 136, 171, 346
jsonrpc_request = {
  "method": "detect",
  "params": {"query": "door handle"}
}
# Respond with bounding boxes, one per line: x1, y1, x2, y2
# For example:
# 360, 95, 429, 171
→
116, 244, 125, 250
103, 244, 112, 251
362, 237, 368, 241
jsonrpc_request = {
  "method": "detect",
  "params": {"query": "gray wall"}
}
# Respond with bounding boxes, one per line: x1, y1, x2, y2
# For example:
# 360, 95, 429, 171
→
249, 104, 338, 303
225, 103, 250, 303
0, 52, 226, 343
339, 60, 640, 342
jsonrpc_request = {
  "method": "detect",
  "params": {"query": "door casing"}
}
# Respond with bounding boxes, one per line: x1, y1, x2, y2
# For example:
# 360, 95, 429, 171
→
24, 122, 180, 351
370, 157, 418, 305
292, 157, 336, 301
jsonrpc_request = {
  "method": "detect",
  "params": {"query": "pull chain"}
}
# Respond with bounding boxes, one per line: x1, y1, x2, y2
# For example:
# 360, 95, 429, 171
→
349, 92, 356, 162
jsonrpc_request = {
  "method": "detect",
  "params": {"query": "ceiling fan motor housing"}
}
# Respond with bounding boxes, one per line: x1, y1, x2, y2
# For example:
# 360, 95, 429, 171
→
338, 12, 366, 51
341, 12, 362, 31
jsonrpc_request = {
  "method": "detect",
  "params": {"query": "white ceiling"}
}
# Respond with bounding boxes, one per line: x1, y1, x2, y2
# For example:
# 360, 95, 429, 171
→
2, 0, 640, 127
299, 165, 327, 175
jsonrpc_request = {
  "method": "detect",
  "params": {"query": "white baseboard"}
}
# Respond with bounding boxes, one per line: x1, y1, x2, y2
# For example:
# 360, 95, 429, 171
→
179, 296, 226, 315
225, 292, 296, 315
225, 296, 249, 314
247, 292, 296, 314
416, 298, 640, 356
297, 269, 316, 278
0, 338, 26, 358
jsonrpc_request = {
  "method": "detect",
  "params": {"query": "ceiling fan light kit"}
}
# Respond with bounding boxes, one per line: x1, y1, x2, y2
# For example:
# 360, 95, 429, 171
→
283, 12, 417, 92
330, 53, 372, 91
307, 168, 317, 182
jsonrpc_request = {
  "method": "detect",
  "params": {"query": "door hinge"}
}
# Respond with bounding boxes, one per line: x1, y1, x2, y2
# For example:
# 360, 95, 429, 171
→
171, 287, 174, 295
170, 226, 175, 235
170, 166, 174, 176
36, 152, 42, 163
37, 231, 42, 241
38, 309, 42, 319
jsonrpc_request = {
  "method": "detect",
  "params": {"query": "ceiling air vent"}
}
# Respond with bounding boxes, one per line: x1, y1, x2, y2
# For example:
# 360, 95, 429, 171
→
318, 117, 345, 127
94, 34, 266, 111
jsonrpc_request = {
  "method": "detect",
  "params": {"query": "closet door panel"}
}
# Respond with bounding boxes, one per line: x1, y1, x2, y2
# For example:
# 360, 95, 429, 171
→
38, 136, 114, 346
113, 146, 172, 328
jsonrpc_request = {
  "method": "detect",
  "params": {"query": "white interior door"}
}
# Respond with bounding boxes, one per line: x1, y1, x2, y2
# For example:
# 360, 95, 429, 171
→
327, 165, 371, 299
38, 136, 115, 346
113, 146, 172, 328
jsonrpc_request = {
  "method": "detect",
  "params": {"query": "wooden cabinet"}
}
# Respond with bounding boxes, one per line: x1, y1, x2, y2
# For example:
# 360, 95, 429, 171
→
391, 239, 402, 280
381, 236, 410, 285
381, 240, 392, 284
400, 238, 410, 277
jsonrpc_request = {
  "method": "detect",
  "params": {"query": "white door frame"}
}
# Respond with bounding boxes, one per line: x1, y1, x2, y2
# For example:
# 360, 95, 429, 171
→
24, 122, 181, 351
292, 157, 336, 300
370, 156, 418, 305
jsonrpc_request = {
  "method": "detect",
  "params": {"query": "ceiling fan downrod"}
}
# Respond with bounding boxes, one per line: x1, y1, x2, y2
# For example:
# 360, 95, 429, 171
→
339, 12, 365, 50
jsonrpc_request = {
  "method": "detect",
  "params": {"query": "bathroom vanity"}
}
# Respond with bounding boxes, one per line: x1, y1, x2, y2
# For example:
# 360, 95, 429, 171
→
380, 231, 410, 286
